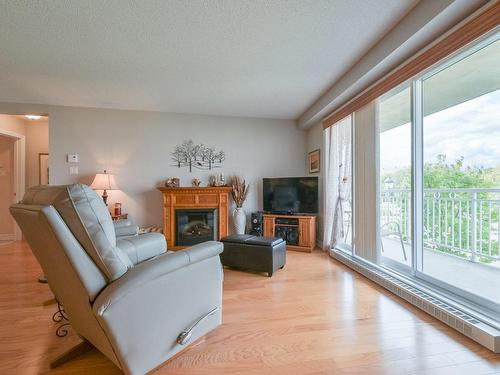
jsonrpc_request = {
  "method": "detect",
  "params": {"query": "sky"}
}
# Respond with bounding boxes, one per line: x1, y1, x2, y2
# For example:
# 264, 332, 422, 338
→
380, 89, 500, 171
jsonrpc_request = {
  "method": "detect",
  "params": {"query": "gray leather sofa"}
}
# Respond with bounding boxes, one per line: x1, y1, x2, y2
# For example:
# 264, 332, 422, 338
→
10, 184, 223, 375
113, 218, 139, 237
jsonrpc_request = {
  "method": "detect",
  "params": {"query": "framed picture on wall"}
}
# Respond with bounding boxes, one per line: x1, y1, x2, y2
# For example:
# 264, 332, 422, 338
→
39, 153, 49, 185
308, 149, 320, 174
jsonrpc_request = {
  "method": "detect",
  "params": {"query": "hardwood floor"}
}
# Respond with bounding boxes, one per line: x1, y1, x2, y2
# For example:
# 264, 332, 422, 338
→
1, 241, 499, 374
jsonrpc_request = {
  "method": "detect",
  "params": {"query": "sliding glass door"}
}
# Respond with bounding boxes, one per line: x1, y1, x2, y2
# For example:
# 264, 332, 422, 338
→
378, 84, 412, 271
419, 36, 500, 306
376, 31, 500, 313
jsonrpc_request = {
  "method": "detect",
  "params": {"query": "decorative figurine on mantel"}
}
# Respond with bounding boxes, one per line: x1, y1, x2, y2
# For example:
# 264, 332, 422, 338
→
165, 177, 180, 188
192, 178, 201, 187
209, 173, 226, 187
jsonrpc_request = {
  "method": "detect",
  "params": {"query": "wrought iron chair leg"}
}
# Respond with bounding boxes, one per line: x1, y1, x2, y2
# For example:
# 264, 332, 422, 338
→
53, 300, 71, 337
52, 300, 69, 323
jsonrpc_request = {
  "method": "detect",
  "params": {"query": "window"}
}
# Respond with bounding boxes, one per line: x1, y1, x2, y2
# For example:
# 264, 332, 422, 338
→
374, 32, 500, 315
378, 84, 412, 271
419, 36, 500, 306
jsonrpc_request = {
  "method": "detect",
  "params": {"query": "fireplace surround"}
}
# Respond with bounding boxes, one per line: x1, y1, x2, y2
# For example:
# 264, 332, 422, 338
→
158, 186, 232, 250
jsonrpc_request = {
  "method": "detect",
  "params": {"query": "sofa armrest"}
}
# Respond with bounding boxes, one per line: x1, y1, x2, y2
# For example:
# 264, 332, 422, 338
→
93, 240, 222, 313
113, 219, 139, 237
113, 219, 134, 229
114, 225, 139, 237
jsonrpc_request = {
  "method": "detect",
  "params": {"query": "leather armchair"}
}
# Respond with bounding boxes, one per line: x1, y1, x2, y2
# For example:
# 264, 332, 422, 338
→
10, 184, 223, 375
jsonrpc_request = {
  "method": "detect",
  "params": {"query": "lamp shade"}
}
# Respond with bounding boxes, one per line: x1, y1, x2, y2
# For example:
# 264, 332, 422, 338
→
90, 170, 118, 190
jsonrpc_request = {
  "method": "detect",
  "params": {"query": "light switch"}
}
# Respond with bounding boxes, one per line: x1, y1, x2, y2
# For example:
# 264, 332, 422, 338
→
67, 154, 79, 163
69, 166, 79, 175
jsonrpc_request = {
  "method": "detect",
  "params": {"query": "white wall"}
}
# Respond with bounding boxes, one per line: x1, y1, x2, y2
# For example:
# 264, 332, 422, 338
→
0, 103, 307, 228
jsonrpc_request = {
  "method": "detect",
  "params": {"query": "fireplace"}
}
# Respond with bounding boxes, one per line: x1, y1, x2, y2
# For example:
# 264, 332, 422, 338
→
175, 209, 217, 246
158, 186, 231, 249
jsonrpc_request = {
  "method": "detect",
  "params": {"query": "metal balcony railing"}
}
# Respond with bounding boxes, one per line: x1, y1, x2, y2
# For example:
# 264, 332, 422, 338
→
380, 188, 500, 263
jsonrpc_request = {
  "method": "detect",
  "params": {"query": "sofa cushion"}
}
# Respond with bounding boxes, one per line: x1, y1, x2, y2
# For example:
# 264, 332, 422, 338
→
22, 184, 133, 280
117, 233, 167, 265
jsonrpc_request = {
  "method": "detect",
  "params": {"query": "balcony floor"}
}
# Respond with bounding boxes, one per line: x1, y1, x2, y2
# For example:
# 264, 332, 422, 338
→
381, 237, 500, 304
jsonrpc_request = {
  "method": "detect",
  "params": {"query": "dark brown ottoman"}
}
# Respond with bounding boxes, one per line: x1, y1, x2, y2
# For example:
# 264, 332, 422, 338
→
220, 234, 286, 277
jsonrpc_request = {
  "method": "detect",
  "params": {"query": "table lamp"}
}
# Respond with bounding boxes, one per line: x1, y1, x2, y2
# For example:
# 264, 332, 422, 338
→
90, 170, 118, 205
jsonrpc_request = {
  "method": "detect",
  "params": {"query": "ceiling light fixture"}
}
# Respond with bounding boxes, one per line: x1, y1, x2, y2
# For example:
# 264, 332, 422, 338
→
25, 115, 42, 120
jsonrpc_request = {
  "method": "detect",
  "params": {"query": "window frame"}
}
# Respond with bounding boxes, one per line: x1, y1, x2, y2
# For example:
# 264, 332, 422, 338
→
340, 29, 500, 318
330, 24, 500, 325
377, 81, 414, 275
383, 30, 500, 316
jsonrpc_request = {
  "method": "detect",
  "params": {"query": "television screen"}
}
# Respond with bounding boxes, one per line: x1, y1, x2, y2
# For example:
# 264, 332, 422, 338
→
263, 177, 319, 214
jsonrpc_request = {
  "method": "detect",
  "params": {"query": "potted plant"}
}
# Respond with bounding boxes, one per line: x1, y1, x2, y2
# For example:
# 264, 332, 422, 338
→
230, 176, 249, 234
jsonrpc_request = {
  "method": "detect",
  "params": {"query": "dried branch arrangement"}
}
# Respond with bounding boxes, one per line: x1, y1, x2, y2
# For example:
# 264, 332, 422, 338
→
231, 176, 249, 208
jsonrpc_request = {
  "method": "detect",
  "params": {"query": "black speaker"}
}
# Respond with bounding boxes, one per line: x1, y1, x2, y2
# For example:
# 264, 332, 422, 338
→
275, 226, 288, 242
287, 227, 299, 245
274, 225, 300, 245
250, 211, 263, 236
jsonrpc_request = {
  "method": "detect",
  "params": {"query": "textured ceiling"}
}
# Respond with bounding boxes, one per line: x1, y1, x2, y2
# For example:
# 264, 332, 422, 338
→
0, 0, 418, 119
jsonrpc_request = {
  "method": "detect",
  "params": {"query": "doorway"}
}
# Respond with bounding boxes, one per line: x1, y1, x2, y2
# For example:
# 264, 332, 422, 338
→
0, 113, 49, 243
0, 128, 25, 242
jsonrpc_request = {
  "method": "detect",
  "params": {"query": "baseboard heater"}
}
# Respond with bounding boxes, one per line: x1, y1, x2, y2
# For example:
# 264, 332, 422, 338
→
330, 250, 500, 353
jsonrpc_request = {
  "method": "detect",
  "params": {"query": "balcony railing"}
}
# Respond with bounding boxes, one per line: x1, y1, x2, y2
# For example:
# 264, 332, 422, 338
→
381, 188, 500, 264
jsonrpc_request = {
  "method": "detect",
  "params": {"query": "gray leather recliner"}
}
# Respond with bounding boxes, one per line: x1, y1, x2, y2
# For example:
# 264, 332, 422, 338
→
10, 184, 223, 375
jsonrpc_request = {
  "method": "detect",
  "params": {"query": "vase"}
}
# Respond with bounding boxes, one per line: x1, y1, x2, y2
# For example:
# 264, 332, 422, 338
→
233, 207, 246, 234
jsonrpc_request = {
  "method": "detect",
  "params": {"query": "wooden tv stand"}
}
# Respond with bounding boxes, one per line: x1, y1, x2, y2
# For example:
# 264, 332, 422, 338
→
262, 213, 316, 253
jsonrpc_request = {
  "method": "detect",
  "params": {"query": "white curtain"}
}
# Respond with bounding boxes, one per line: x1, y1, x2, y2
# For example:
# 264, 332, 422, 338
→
352, 102, 379, 263
323, 116, 352, 250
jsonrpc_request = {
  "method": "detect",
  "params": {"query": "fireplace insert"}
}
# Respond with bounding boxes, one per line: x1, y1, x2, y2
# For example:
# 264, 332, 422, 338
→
176, 209, 217, 246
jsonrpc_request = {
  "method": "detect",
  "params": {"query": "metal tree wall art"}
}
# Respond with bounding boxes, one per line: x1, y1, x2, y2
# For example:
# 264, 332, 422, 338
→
171, 140, 225, 172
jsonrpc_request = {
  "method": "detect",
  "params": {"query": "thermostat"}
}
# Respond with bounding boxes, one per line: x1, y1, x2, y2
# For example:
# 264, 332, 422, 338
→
67, 153, 79, 163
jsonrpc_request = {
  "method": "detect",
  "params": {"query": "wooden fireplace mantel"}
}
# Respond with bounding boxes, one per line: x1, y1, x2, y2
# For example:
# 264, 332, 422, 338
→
158, 186, 232, 250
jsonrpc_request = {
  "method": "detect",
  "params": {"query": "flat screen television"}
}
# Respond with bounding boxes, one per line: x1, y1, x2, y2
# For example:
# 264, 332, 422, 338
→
263, 177, 319, 214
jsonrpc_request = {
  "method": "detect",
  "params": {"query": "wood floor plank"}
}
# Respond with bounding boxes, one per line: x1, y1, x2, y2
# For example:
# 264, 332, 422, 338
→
0, 241, 499, 374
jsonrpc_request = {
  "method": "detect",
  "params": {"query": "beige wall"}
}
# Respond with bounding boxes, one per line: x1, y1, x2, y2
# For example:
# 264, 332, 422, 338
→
0, 136, 15, 236
25, 119, 49, 188
0, 102, 307, 228
0, 114, 26, 136
0, 114, 50, 189
0, 114, 25, 238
